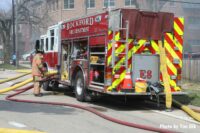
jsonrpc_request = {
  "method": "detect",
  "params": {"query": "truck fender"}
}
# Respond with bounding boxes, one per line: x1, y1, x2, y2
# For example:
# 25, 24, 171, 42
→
71, 65, 87, 88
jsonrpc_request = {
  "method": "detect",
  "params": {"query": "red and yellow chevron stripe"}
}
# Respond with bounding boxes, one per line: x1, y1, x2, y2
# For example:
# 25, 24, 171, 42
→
106, 17, 184, 92
174, 17, 184, 78
107, 30, 120, 66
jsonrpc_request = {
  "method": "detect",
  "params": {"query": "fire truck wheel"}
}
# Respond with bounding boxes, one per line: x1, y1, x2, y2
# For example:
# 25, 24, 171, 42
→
42, 81, 52, 91
43, 80, 59, 91
75, 71, 90, 102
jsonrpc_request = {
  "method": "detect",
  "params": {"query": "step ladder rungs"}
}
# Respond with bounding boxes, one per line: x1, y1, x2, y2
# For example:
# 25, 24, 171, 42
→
89, 85, 104, 90
114, 65, 126, 67
115, 27, 127, 30
118, 40, 128, 43
90, 52, 105, 55
144, 41, 151, 46
174, 46, 179, 51
115, 52, 126, 54
170, 75, 177, 80
173, 58, 180, 64
111, 20, 129, 71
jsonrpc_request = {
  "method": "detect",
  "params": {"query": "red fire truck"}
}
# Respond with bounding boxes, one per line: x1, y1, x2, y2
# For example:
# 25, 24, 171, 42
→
41, 8, 185, 102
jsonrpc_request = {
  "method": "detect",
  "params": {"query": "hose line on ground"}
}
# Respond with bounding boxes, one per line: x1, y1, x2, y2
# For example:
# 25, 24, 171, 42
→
0, 78, 33, 94
0, 71, 57, 94
0, 72, 31, 84
5, 85, 177, 133
173, 99, 200, 122
0, 70, 199, 132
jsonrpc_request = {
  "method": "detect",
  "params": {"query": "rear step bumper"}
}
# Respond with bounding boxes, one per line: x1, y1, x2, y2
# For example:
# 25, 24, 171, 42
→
106, 91, 187, 95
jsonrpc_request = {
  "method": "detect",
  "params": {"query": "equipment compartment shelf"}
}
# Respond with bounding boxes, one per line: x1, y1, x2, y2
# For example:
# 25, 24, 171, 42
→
90, 63, 105, 65
90, 52, 105, 55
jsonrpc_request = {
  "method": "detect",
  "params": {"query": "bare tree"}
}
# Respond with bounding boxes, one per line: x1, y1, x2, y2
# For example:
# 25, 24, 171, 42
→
0, 11, 12, 64
0, 0, 50, 64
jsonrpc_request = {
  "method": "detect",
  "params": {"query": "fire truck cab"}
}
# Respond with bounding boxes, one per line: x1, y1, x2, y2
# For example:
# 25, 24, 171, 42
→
40, 24, 61, 71
42, 8, 185, 102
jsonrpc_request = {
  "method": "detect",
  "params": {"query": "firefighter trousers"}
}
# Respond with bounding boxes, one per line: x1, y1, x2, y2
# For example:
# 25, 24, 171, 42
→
33, 76, 43, 95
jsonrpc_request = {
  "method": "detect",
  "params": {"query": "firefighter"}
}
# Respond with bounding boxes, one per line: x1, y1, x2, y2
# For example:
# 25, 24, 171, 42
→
32, 40, 45, 97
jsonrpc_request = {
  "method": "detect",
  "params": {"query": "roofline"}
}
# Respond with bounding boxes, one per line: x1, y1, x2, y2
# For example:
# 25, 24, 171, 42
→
62, 10, 108, 24
61, 7, 137, 24
61, 7, 176, 24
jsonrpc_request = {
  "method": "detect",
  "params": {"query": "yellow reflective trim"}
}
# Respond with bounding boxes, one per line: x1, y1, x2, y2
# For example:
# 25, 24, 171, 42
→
115, 32, 120, 41
174, 37, 183, 53
166, 57, 177, 75
167, 33, 183, 52
108, 39, 133, 91
108, 42, 112, 50
108, 70, 126, 91
151, 40, 159, 54
107, 56, 111, 66
107, 42, 112, 66
114, 39, 132, 70
170, 79, 181, 91
165, 40, 182, 67
170, 79, 176, 88
133, 40, 146, 53
174, 22, 183, 35
175, 86, 181, 91
115, 45, 125, 56
108, 30, 112, 35
179, 17, 184, 25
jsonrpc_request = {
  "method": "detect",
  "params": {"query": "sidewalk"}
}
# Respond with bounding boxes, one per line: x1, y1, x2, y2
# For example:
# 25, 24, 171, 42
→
19, 61, 31, 69
189, 105, 200, 112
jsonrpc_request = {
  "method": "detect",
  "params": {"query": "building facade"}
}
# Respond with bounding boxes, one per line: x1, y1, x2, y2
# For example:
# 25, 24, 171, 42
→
160, 0, 200, 53
41, 0, 137, 27
37, 0, 200, 53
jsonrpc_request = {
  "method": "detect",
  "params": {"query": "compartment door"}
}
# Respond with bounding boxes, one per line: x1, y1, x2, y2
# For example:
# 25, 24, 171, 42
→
132, 55, 160, 83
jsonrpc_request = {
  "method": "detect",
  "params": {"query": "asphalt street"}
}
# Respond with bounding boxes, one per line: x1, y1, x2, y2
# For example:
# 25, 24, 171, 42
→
0, 70, 200, 133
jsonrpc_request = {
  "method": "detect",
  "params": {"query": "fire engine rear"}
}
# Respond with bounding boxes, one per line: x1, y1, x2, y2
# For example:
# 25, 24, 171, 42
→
41, 8, 185, 102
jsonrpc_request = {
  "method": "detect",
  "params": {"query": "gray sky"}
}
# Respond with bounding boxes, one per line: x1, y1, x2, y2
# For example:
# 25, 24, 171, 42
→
0, 0, 12, 11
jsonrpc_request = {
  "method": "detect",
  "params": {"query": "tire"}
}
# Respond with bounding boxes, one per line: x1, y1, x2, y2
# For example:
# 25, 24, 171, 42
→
74, 71, 92, 102
74, 71, 85, 101
43, 80, 52, 91
50, 81, 59, 90
43, 80, 59, 91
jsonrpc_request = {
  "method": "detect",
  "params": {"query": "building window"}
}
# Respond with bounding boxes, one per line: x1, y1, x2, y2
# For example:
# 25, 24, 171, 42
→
86, 0, 95, 8
104, 0, 115, 8
125, 0, 135, 6
64, 0, 74, 9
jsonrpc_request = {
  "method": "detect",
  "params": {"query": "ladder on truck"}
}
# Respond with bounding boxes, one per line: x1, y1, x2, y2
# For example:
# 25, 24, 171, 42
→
111, 21, 130, 74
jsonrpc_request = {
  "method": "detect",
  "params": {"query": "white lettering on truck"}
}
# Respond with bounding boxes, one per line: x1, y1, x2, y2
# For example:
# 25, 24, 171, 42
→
66, 17, 94, 30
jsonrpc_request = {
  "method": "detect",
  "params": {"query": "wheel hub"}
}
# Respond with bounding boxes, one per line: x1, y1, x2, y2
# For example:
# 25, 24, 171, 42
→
76, 78, 83, 95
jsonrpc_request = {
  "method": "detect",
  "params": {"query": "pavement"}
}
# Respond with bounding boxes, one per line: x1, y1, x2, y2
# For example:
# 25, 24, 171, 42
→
0, 69, 200, 133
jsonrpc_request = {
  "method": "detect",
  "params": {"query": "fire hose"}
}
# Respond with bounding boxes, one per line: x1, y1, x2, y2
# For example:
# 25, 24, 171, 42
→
0, 71, 199, 132
0, 71, 56, 94
0, 72, 31, 84
0, 72, 176, 133
5, 84, 177, 133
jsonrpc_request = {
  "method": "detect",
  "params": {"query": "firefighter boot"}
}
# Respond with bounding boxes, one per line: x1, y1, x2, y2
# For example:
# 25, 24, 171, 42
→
34, 82, 42, 97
